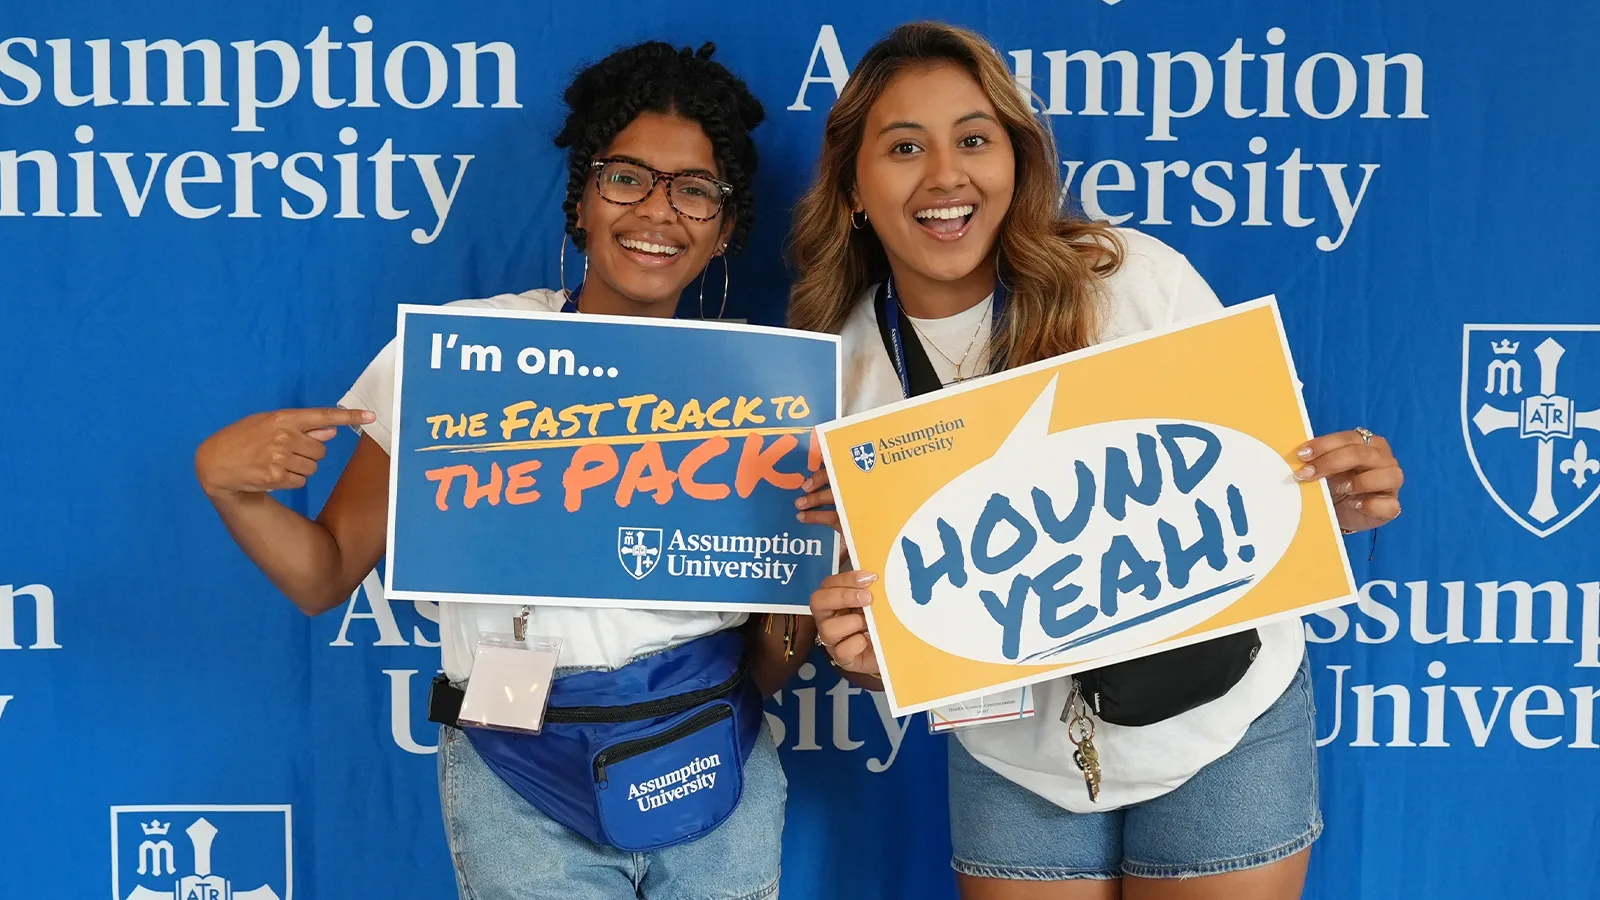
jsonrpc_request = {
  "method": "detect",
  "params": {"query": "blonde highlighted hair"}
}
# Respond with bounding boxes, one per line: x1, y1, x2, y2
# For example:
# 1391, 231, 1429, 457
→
787, 21, 1123, 368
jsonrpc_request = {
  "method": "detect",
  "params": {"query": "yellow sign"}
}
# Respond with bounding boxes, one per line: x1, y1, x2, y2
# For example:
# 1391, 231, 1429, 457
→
816, 297, 1356, 716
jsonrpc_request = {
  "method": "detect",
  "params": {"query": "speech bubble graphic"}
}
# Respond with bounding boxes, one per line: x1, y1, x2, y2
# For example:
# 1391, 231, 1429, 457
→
884, 375, 1302, 665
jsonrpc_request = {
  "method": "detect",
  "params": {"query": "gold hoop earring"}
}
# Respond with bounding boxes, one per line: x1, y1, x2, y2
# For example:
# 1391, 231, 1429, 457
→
851, 210, 867, 230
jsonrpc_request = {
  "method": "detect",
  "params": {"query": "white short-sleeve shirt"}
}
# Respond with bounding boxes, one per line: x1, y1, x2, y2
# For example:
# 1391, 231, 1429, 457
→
339, 288, 747, 682
838, 228, 1307, 812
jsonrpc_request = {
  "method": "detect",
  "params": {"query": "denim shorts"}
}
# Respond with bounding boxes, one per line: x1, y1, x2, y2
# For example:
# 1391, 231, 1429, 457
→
948, 657, 1321, 881
439, 719, 786, 900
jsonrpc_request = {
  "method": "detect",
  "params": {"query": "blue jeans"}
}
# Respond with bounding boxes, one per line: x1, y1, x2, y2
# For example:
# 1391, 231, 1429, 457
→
948, 657, 1322, 880
439, 721, 786, 899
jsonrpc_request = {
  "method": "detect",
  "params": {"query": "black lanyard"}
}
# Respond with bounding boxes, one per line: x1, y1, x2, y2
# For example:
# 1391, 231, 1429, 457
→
875, 276, 1008, 398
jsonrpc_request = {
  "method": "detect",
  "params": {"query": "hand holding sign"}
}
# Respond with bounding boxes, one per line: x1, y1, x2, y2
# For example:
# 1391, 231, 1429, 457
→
196, 407, 376, 496
1295, 429, 1404, 532
810, 570, 880, 675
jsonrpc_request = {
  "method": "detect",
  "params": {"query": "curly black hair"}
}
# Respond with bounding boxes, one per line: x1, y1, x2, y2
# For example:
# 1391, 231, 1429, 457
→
554, 41, 765, 255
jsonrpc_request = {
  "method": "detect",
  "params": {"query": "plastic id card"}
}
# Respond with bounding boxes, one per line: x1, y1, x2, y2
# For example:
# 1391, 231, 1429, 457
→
928, 686, 1036, 734
458, 634, 563, 736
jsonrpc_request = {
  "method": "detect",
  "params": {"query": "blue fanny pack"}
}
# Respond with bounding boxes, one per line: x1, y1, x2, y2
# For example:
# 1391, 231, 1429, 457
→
431, 630, 762, 852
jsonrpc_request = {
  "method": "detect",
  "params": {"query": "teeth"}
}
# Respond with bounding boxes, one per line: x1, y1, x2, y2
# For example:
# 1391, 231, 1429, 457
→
619, 237, 681, 256
915, 205, 975, 221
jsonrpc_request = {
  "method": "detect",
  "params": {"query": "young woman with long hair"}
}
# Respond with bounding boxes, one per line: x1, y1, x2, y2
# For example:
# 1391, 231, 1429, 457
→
790, 22, 1403, 900
194, 41, 804, 900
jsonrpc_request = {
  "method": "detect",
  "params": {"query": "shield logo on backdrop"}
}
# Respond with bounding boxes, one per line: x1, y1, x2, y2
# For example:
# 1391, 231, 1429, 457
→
617, 527, 663, 580
111, 805, 292, 900
1461, 324, 1600, 537
851, 442, 877, 473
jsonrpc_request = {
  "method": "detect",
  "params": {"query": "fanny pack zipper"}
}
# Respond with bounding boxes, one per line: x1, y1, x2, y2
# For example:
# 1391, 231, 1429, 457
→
594, 704, 733, 788
545, 663, 746, 725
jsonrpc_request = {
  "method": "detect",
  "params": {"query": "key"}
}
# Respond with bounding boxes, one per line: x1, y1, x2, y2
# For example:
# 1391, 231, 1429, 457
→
1073, 738, 1102, 802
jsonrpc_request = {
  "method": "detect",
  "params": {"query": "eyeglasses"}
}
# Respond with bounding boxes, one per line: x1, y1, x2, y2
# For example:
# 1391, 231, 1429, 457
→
589, 158, 732, 221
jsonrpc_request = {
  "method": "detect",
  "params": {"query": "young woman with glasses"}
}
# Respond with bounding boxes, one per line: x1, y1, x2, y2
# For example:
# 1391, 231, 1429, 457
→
193, 41, 805, 900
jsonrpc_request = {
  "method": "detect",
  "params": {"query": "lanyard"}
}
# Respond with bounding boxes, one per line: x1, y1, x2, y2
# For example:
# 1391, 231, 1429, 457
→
880, 275, 1008, 399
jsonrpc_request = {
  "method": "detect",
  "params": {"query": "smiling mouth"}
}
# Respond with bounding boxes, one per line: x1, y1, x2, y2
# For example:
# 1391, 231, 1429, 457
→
616, 235, 683, 260
913, 204, 976, 240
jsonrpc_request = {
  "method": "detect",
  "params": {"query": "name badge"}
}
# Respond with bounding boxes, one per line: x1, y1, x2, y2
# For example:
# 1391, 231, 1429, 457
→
458, 609, 562, 735
928, 686, 1036, 734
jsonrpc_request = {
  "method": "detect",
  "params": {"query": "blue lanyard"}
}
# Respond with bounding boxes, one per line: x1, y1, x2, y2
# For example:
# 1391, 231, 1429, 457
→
883, 275, 1008, 398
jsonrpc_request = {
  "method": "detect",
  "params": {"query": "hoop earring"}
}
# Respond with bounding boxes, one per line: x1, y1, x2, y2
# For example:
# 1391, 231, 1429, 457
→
699, 246, 730, 320
720, 254, 729, 319
559, 232, 588, 296
851, 210, 868, 230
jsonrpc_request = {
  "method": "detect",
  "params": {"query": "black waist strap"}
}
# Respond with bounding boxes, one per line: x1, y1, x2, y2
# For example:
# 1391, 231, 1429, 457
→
427, 675, 466, 727
426, 663, 751, 729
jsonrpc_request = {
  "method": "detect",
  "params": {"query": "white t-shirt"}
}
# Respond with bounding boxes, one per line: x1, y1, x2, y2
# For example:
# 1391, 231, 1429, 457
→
340, 288, 747, 683
839, 228, 1307, 813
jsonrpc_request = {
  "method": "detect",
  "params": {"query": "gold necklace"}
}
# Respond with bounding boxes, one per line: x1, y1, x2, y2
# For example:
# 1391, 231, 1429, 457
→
909, 297, 991, 377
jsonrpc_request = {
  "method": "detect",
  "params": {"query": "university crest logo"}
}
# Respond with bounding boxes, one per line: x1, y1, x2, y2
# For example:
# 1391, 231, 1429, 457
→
111, 805, 292, 900
1462, 325, 1600, 537
850, 442, 877, 473
618, 527, 663, 580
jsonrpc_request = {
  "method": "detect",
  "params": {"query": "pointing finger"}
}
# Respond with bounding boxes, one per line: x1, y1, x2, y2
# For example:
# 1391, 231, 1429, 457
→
283, 407, 376, 430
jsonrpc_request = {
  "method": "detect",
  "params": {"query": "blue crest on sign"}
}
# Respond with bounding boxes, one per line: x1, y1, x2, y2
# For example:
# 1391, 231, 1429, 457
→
111, 805, 292, 900
851, 442, 877, 473
617, 527, 664, 580
1461, 325, 1600, 537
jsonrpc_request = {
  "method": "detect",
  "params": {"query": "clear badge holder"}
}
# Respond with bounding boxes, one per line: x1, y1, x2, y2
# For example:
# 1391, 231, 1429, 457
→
927, 685, 1036, 734
457, 607, 563, 736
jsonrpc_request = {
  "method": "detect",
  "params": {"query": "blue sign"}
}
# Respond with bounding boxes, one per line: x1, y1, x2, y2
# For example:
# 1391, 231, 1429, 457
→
387, 305, 840, 612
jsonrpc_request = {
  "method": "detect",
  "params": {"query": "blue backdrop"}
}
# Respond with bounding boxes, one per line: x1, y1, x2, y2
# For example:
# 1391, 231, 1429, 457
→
3, 2, 1598, 898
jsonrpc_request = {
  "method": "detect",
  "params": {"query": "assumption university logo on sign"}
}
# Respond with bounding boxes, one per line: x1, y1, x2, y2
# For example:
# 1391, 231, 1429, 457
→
111, 805, 292, 900
618, 528, 664, 580
851, 442, 877, 472
1463, 325, 1600, 537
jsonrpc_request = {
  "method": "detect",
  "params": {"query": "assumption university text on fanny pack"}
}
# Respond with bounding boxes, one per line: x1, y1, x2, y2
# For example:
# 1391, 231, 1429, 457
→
818, 297, 1358, 716
385, 305, 841, 612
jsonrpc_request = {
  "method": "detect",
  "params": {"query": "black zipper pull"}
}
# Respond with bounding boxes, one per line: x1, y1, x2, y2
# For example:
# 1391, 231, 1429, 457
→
594, 756, 609, 789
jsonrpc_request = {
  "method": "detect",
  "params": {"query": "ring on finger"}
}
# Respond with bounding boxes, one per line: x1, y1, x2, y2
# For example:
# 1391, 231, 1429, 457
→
1355, 426, 1374, 446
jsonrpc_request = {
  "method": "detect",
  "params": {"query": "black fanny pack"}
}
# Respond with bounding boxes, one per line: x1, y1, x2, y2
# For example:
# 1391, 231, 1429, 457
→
874, 287, 1260, 728
1071, 630, 1261, 726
